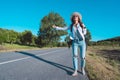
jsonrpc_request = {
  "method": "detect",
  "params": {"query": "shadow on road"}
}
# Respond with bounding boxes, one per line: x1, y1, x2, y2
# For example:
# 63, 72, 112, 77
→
15, 51, 75, 76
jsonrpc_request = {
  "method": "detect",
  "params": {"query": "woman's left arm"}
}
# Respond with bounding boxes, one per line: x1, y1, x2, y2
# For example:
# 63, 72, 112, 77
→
52, 25, 69, 31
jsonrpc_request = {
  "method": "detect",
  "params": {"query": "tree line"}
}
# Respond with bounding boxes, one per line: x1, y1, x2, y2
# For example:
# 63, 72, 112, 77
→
0, 28, 36, 45
90, 36, 120, 46
0, 12, 92, 47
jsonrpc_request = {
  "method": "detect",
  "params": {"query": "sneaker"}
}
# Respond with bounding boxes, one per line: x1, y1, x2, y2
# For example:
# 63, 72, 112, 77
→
72, 71, 78, 77
81, 68, 85, 75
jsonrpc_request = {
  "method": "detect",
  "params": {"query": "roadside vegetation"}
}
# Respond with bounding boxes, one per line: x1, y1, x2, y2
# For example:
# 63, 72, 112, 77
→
0, 43, 40, 52
86, 46, 120, 80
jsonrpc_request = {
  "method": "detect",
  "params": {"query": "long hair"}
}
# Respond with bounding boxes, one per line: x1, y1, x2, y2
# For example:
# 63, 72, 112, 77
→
71, 12, 84, 29
70, 16, 84, 32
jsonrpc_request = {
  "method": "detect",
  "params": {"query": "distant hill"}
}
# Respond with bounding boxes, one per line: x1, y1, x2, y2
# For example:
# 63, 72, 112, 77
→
91, 36, 120, 46
98, 36, 120, 42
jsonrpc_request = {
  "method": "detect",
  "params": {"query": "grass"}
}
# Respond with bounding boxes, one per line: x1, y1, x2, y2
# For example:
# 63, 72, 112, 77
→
86, 46, 120, 80
0, 43, 59, 52
0, 43, 40, 52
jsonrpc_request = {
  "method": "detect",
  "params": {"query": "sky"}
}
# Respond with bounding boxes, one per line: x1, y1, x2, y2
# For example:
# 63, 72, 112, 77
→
0, 0, 120, 41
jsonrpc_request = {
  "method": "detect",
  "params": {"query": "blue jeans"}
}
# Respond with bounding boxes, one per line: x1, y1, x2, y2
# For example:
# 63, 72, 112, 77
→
72, 39, 86, 70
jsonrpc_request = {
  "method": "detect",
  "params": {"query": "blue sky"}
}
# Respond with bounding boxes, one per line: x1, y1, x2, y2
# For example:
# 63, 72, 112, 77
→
0, 0, 120, 41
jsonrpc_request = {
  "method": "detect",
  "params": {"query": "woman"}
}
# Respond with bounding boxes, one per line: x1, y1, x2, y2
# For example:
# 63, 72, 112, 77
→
52, 12, 87, 76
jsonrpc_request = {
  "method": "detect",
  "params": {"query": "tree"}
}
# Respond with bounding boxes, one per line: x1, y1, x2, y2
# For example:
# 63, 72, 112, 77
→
0, 28, 7, 44
7, 30, 18, 44
38, 12, 67, 47
85, 29, 92, 46
32, 35, 37, 46
0, 28, 20, 44
20, 30, 33, 45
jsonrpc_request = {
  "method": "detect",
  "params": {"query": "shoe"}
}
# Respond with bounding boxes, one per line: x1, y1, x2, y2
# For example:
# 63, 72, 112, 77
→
81, 68, 85, 75
72, 71, 78, 77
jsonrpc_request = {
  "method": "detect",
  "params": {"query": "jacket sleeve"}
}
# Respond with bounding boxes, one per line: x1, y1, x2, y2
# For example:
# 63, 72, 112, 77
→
55, 26, 70, 31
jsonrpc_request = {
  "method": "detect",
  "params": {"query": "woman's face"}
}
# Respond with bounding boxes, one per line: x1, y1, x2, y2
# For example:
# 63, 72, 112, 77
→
73, 15, 79, 22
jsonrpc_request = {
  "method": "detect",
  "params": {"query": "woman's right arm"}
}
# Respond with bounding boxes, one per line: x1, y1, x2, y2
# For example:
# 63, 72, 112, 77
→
52, 25, 69, 31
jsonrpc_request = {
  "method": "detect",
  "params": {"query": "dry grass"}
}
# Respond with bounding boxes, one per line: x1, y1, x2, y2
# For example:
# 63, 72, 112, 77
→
0, 43, 59, 52
86, 46, 120, 80
0, 43, 40, 52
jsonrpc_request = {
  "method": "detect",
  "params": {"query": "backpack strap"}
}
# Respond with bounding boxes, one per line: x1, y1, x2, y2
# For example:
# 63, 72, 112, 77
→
70, 22, 86, 34
70, 24, 73, 32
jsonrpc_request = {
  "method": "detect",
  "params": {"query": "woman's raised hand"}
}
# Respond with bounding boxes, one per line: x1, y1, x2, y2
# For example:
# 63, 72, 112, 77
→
52, 25, 56, 28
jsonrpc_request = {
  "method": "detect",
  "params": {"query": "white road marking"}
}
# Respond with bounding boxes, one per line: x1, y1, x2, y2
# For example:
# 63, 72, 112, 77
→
0, 49, 65, 65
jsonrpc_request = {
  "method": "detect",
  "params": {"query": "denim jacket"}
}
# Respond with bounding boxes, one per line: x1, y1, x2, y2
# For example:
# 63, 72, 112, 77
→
55, 23, 87, 40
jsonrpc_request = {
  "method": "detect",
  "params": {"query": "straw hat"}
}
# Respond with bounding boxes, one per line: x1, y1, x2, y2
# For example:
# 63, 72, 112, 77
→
71, 12, 82, 20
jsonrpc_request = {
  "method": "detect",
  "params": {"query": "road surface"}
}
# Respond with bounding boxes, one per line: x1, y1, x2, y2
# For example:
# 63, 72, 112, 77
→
0, 47, 89, 80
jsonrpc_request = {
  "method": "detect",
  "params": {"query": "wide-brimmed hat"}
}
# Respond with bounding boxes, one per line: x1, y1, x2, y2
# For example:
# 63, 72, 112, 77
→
71, 12, 82, 20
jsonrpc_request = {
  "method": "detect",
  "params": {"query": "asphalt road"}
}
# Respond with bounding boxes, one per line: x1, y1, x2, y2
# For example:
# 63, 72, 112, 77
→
0, 47, 89, 80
